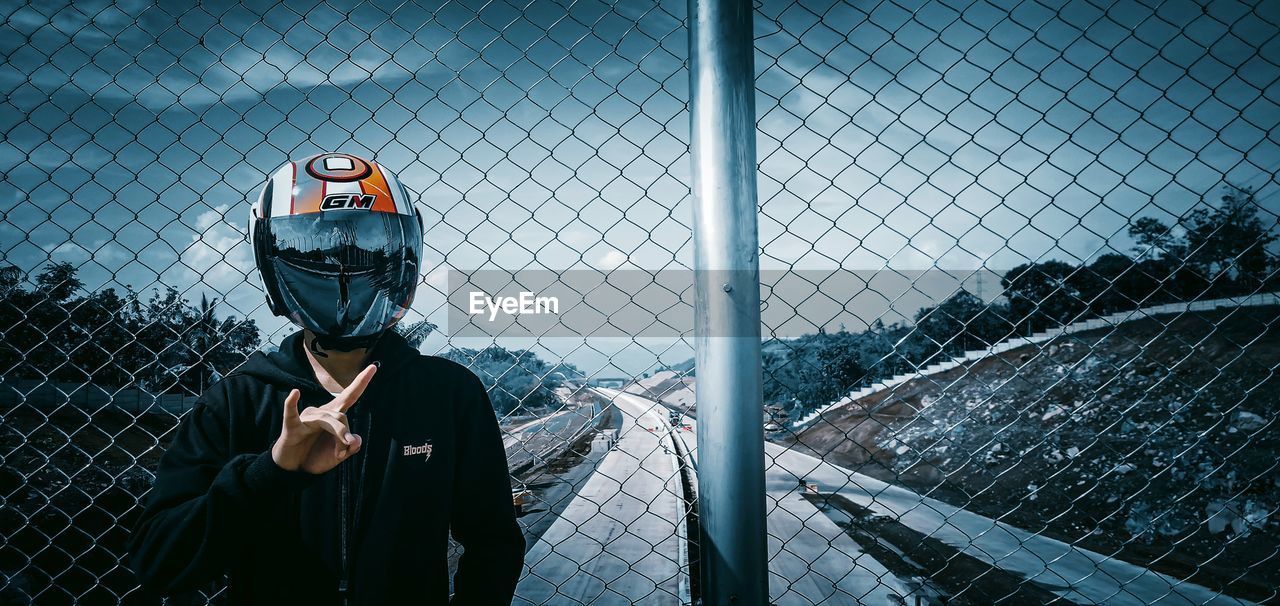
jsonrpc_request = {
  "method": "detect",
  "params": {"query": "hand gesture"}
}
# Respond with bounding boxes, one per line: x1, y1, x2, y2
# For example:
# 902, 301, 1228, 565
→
270, 364, 377, 474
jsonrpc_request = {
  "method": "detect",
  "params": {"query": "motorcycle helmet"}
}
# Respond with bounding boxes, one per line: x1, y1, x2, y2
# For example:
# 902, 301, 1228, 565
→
249, 153, 424, 351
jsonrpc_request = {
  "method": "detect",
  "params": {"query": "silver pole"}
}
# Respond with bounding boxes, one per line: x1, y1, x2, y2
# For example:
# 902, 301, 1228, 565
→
688, 0, 767, 603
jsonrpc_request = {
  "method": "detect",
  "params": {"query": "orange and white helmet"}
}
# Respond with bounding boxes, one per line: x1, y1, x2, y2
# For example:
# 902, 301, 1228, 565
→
249, 153, 424, 349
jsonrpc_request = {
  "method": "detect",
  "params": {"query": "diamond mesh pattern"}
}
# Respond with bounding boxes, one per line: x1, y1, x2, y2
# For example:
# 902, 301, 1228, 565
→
1, 0, 1277, 604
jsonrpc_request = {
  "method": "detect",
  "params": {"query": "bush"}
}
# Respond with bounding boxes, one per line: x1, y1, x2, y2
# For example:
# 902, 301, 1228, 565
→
0, 263, 260, 395
442, 346, 580, 415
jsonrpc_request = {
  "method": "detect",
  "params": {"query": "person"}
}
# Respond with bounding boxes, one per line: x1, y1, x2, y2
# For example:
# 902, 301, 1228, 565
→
127, 153, 525, 605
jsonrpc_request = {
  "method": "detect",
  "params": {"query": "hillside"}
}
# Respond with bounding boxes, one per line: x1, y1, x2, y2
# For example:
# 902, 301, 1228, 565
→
786, 305, 1279, 601
623, 369, 696, 411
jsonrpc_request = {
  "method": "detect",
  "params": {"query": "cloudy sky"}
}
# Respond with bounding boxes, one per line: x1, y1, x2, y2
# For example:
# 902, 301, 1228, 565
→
2, 0, 1277, 376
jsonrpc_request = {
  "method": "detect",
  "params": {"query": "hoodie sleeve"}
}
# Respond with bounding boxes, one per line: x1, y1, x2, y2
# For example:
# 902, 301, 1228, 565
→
449, 371, 526, 605
127, 384, 316, 594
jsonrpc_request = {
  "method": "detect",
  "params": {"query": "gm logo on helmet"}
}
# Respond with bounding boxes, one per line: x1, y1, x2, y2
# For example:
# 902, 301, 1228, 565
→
320, 193, 377, 210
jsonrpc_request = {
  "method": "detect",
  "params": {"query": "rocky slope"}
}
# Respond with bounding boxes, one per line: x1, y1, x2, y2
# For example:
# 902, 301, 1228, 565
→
787, 305, 1279, 601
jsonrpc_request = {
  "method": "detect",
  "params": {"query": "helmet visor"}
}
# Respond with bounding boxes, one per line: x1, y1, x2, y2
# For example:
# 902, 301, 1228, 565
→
259, 210, 422, 337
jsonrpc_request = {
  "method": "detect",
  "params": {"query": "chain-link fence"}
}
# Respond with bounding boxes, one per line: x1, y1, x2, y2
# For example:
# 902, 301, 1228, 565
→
748, 1, 1280, 603
1, 0, 1278, 605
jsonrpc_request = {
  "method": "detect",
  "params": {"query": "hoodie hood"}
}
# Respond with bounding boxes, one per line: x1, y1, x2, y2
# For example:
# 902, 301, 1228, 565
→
232, 329, 419, 393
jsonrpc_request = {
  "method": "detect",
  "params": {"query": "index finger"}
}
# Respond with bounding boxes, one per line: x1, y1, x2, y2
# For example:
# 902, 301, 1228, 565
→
328, 364, 377, 411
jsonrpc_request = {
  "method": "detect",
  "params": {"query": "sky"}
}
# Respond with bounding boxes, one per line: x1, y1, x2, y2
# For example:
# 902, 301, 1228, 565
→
2, 0, 1278, 377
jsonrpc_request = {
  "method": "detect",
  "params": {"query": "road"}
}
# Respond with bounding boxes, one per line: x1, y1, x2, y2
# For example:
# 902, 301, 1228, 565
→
599, 388, 1254, 606
509, 388, 1253, 604
514, 392, 689, 605
600, 388, 911, 606
503, 406, 599, 473
768, 445, 1254, 606
504, 414, 561, 449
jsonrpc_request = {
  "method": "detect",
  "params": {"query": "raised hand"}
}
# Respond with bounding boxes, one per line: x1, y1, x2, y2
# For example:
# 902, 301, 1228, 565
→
270, 364, 377, 474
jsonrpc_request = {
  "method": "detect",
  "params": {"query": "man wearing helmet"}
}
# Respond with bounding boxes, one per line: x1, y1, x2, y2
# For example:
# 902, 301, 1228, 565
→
127, 153, 525, 605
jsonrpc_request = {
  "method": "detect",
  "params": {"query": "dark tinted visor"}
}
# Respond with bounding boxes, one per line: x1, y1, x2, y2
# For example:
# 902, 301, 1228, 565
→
263, 211, 421, 275
257, 210, 423, 337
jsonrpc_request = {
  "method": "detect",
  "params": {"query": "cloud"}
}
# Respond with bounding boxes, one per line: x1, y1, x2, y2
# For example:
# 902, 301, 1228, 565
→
597, 249, 628, 270
2, 4, 422, 112
179, 204, 255, 298
425, 265, 450, 290
50, 242, 90, 261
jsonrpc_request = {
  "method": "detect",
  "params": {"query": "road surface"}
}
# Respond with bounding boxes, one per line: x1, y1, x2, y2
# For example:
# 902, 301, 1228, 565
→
503, 406, 600, 472
514, 392, 688, 605
599, 388, 910, 605
599, 388, 1254, 606
768, 444, 1253, 606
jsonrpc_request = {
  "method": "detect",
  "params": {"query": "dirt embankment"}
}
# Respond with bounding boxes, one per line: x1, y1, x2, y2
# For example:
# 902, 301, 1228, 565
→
786, 305, 1280, 602
624, 370, 695, 413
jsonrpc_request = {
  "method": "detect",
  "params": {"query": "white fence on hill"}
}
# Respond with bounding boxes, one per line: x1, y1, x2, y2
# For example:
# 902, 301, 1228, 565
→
790, 291, 1280, 431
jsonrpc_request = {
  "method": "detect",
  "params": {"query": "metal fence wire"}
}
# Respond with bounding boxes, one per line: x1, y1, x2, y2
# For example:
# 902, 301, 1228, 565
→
1, 0, 1278, 605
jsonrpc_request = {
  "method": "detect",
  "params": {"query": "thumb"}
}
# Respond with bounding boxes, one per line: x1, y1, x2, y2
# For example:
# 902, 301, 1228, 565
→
282, 389, 301, 427
335, 434, 363, 462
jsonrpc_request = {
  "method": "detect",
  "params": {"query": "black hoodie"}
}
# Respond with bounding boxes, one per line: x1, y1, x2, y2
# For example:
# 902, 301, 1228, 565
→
127, 330, 525, 605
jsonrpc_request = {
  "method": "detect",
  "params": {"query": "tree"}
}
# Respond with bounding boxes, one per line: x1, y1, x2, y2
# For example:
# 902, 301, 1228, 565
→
1127, 184, 1278, 298
0, 264, 29, 377
1001, 261, 1089, 334
1085, 253, 1162, 313
69, 287, 135, 387
0, 265, 20, 295
36, 262, 83, 302
20, 263, 85, 381
1182, 184, 1278, 293
442, 346, 573, 415
393, 319, 437, 349
762, 330, 867, 413
130, 289, 260, 395
1129, 217, 1186, 262
901, 289, 1016, 369
0, 260, 261, 394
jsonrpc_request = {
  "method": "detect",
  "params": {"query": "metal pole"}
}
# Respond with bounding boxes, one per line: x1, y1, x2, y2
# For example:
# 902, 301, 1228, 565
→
688, 0, 767, 603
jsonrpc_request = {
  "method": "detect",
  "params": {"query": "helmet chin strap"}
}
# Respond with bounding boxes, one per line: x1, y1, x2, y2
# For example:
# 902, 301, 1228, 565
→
308, 330, 387, 358
306, 333, 330, 358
